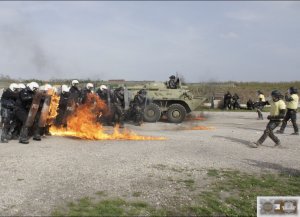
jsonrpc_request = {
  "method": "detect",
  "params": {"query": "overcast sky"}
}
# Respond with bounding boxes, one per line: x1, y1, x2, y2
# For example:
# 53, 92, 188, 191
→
0, 1, 299, 82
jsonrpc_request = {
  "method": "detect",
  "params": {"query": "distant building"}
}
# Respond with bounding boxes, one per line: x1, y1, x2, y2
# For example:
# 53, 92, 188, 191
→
108, 79, 125, 83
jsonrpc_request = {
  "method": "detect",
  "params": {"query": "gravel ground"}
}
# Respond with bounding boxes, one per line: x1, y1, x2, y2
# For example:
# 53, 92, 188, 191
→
0, 111, 299, 215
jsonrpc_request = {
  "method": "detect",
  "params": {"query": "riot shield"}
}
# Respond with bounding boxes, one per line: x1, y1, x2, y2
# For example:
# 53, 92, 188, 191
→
38, 94, 52, 127
25, 91, 43, 127
61, 93, 77, 126
124, 87, 129, 110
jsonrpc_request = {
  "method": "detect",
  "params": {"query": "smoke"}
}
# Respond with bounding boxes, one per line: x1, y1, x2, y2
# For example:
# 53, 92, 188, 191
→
0, 8, 61, 80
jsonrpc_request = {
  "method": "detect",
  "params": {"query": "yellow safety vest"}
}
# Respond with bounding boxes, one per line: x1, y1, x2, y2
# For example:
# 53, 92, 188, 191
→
270, 99, 286, 116
258, 94, 265, 102
286, 94, 299, 110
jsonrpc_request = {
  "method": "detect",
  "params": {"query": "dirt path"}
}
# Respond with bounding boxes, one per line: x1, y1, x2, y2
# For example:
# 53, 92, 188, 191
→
0, 111, 299, 215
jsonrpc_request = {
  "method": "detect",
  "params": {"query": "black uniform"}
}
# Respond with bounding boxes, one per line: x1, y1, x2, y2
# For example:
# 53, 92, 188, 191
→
223, 91, 232, 110
81, 88, 92, 105
55, 91, 70, 127
96, 88, 109, 104
96, 88, 112, 125
1, 89, 18, 142
69, 85, 81, 104
15, 87, 36, 144
131, 90, 147, 126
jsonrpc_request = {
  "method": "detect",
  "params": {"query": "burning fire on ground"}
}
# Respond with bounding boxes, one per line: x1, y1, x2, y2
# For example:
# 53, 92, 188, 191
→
185, 114, 206, 121
189, 126, 215, 130
50, 93, 165, 141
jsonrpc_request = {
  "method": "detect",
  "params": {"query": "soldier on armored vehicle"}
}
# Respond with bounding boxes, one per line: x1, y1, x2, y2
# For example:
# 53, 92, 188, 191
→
167, 75, 180, 89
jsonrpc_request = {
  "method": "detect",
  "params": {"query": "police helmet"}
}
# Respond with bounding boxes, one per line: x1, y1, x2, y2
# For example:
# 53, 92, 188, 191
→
86, 83, 94, 90
61, 84, 70, 93
52, 87, 58, 94
71, 80, 79, 86
100, 85, 108, 91
257, 90, 263, 94
138, 89, 147, 95
9, 83, 19, 92
18, 83, 26, 89
271, 90, 282, 98
44, 84, 52, 91
28, 82, 39, 92
289, 86, 298, 94
169, 75, 176, 79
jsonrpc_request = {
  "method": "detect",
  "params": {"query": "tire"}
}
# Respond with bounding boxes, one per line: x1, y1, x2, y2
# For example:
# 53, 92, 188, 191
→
143, 103, 161, 122
167, 104, 186, 123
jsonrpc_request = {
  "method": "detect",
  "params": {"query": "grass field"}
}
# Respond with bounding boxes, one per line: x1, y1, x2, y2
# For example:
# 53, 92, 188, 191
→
52, 169, 300, 216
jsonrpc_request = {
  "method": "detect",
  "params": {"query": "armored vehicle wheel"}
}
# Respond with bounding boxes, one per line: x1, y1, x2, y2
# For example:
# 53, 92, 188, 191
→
143, 103, 161, 122
167, 104, 186, 123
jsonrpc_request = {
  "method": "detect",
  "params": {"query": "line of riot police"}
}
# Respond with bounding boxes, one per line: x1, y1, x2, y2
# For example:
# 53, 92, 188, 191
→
1, 80, 149, 144
0, 82, 52, 144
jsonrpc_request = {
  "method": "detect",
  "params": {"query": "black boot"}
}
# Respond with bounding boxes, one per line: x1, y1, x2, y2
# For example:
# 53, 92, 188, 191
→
33, 125, 42, 141
45, 125, 52, 136
19, 127, 29, 144
1, 125, 9, 143
1, 134, 8, 143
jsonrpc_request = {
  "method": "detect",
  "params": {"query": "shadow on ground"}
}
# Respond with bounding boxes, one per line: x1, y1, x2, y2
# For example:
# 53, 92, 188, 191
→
244, 159, 300, 176
213, 135, 253, 148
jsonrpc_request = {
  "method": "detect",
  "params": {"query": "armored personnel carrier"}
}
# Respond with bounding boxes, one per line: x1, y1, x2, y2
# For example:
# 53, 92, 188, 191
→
126, 81, 206, 123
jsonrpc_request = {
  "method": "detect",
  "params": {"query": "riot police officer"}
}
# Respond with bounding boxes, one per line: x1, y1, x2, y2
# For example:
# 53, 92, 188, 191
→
253, 90, 286, 148
96, 85, 113, 125
81, 83, 94, 104
18, 83, 26, 90
69, 80, 81, 104
1, 83, 19, 143
96, 85, 109, 103
55, 84, 70, 127
277, 87, 299, 135
15, 82, 40, 144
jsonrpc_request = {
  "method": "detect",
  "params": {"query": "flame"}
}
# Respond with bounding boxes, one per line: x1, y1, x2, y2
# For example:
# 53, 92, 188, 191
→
50, 93, 165, 141
48, 93, 60, 120
189, 126, 215, 130
185, 114, 206, 121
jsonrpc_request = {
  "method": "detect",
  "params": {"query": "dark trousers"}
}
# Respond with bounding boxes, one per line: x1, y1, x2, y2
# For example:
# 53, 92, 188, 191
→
15, 108, 29, 142
280, 109, 298, 133
258, 120, 281, 144
257, 105, 264, 119
224, 99, 231, 110
111, 104, 125, 127
133, 105, 144, 124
